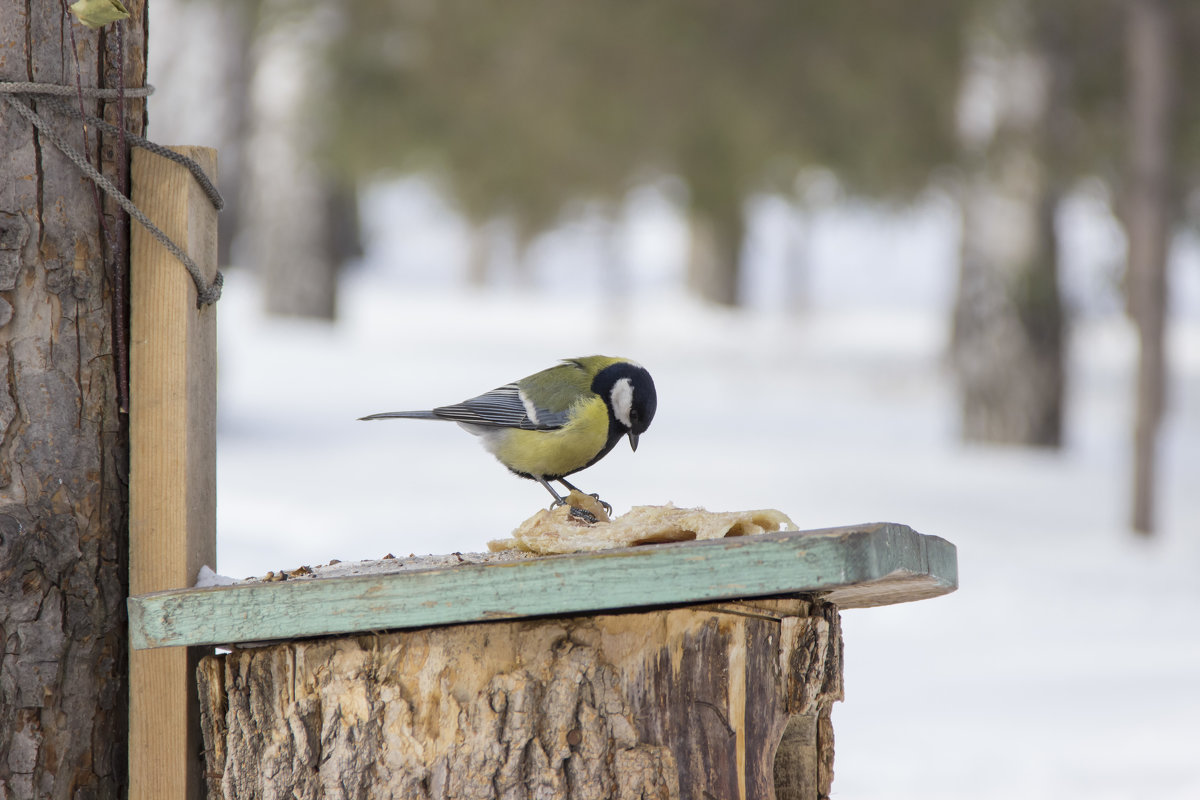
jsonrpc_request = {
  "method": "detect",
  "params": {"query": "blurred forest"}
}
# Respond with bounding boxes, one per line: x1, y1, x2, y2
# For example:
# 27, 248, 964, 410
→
157, 0, 1199, 534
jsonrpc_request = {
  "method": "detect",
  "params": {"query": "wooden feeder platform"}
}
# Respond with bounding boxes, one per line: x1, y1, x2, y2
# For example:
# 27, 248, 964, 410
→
130, 522, 955, 650
128, 523, 955, 800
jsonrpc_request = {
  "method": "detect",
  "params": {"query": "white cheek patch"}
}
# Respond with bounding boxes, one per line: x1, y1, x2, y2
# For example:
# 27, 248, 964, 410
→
518, 388, 540, 426
610, 378, 634, 428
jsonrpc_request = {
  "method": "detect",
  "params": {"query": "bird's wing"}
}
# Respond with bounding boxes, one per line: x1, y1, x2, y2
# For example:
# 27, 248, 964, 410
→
432, 383, 570, 430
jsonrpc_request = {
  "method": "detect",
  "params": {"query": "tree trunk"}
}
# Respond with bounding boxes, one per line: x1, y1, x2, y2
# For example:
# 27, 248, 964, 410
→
1125, 0, 1174, 536
687, 209, 744, 307
215, 1, 256, 269
465, 221, 492, 286
951, 7, 1067, 447
0, 6, 143, 798
683, 127, 745, 308
197, 599, 844, 800
254, 168, 343, 320
248, 9, 342, 320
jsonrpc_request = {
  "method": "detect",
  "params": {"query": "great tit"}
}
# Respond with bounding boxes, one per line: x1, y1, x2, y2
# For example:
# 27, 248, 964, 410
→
360, 356, 657, 508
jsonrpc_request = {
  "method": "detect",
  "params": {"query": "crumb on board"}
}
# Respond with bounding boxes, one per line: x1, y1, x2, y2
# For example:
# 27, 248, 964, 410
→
230, 548, 541, 586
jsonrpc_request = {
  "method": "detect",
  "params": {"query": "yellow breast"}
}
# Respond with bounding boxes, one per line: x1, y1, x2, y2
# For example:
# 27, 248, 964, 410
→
486, 397, 610, 478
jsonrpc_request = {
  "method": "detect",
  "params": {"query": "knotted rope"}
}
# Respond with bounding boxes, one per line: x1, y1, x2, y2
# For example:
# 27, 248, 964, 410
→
0, 81, 225, 306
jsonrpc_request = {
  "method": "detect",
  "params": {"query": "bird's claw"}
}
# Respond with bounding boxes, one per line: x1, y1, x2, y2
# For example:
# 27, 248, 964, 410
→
590, 494, 614, 516
548, 493, 612, 517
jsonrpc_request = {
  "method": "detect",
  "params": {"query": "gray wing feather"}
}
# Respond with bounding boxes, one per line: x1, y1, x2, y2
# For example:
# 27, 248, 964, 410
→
361, 384, 572, 430
434, 383, 567, 430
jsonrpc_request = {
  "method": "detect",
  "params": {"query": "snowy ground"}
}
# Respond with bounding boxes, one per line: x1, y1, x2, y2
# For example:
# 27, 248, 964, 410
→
213, 243, 1199, 798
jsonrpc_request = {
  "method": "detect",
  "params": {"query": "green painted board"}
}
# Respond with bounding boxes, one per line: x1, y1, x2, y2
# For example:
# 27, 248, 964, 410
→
128, 522, 957, 650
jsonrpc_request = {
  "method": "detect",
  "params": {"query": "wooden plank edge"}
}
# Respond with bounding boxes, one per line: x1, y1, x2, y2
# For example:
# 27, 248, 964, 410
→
825, 525, 957, 608
129, 523, 957, 649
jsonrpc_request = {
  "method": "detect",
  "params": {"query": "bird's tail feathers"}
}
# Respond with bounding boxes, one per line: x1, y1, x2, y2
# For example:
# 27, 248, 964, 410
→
358, 410, 439, 421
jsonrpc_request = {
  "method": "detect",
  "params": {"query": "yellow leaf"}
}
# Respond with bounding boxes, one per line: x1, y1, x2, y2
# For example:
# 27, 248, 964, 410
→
69, 0, 130, 29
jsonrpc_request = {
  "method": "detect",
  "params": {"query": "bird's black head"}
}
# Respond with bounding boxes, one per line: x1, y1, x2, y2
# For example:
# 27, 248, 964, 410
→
593, 361, 657, 436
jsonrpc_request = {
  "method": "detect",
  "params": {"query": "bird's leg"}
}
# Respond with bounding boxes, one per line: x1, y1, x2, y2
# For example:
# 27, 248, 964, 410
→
557, 478, 613, 516
535, 476, 568, 508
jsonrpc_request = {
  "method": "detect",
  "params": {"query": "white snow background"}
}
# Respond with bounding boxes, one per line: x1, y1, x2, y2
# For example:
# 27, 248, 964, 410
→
148, 4, 1200, 794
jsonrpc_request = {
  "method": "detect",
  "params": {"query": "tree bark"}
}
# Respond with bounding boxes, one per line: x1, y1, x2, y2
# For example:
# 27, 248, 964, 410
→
951, 6, 1067, 447
198, 599, 843, 800
1125, 0, 1174, 536
0, 5, 143, 798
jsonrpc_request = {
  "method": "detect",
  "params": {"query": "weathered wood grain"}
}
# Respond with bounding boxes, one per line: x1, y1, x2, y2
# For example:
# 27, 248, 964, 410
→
130, 522, 956, 649
197, 600, 844, 800
128, 145, 219, 800
0, 5, 146, 797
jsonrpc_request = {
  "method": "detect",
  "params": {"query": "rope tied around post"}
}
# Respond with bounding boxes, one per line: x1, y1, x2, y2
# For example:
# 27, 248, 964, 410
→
0, 81, 225, 306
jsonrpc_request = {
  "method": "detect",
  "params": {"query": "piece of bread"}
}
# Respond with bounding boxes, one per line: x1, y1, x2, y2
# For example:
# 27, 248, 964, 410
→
490, 491, 797, 554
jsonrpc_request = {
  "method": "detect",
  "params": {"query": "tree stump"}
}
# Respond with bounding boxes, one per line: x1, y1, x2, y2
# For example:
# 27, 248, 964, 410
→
197, 598, 842, 800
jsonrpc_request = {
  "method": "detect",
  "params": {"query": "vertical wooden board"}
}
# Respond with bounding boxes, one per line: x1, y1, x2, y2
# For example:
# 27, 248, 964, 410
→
128, 145, 218, 800
129, 144, 218, 591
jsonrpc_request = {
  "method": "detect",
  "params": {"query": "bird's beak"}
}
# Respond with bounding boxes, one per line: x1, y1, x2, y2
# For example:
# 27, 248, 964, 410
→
628, 431, 639, 451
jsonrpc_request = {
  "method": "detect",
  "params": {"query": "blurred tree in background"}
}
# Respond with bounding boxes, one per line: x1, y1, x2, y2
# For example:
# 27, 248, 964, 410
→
951, 0, 1106, 449
948, 0, 1199, 531
1119, 0, 1194, 534
168, 0, 361, 320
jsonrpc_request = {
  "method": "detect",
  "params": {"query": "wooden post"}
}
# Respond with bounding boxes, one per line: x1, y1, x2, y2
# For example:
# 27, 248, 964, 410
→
197, 599, 843, 800
128, 146, 219, 800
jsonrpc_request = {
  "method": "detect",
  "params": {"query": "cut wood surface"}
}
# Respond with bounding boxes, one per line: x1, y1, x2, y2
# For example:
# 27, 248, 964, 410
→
130, 522, 956, 650
198, 599, 844, 800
